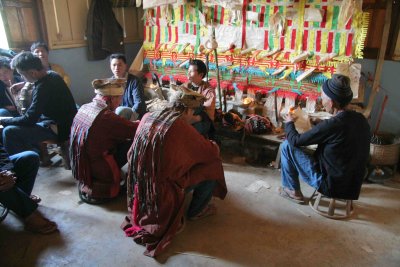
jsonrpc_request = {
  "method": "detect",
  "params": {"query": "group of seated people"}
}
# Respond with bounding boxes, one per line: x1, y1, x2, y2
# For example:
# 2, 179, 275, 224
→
0, 43, 77, 234
0, 44, 370, 257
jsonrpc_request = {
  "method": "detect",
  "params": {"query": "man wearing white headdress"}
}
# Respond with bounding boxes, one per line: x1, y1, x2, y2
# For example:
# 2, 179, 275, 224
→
70, 78, 139, 204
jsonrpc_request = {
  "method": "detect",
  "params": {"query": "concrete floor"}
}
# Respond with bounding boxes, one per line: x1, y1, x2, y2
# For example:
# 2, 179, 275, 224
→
1, 146, 400, 267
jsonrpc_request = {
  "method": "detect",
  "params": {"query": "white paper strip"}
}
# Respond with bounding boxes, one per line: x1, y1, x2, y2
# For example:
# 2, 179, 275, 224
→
246, 180, 271, 193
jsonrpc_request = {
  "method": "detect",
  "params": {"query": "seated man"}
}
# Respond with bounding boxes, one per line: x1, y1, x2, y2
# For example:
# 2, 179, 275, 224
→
70, 79, 139, 204
122, 87, 227, 257
31, 42, 71, 88
182, 59, 216, 137
279, 74, 370, 203
0, 56, 22, 117
109, 53, 147, 120
0, 52, 77, 158
0, 145, 58, 234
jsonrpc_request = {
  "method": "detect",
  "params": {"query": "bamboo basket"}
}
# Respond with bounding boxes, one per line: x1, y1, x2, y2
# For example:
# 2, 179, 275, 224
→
370, 142, 400, 166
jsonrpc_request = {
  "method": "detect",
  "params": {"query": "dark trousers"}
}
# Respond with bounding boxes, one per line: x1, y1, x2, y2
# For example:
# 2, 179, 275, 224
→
0, 151, 40, 218
186, 180, 217, 218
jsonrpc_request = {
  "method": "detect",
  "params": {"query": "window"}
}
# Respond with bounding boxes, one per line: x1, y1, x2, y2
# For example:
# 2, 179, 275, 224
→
0, 0, 45, 50
363, 0, 400, 60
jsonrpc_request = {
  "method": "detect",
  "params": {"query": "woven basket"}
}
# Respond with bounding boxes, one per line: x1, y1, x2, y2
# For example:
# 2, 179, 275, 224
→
370, 142, 400, 166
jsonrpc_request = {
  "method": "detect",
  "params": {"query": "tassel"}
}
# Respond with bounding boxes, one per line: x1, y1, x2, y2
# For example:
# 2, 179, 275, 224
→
271, 66, 287, 76
296, 67, 316, 82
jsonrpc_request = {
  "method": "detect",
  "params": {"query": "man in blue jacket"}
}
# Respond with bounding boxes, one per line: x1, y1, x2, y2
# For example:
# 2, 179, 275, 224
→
279, 74, 370, 203
109, 53, 146, 120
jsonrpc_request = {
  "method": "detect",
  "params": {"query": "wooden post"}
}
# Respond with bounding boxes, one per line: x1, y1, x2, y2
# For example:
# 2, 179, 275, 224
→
211, 28, 223, 111
363, 0, 392, 119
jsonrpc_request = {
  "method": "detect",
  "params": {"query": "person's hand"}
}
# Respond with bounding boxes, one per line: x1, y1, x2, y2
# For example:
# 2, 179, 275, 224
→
0, 170, 16, 191
10, 82, 25, 95
282, 112, 298, 123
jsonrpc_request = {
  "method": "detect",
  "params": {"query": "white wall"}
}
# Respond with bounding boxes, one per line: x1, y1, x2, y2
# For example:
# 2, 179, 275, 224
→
48, 42, 142, 105
356, 58, 400, 135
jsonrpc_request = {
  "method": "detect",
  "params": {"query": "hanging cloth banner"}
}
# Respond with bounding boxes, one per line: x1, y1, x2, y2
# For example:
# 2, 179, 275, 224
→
194, 0, 201, 54
154, 6, 161, 49
296, 0, 306, 52
143, 0, 177, 9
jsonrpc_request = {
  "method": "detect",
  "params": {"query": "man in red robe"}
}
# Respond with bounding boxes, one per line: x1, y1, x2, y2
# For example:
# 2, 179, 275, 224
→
70, 78, 139, 204
122, 87, 227, 257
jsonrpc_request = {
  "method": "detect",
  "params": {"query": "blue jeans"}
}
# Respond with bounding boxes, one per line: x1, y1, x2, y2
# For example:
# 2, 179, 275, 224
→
280, 140, 324, 192
0, 108, 18, 117
115, 106, 138, 121
186, 180, 216, 218
2, 122, 58, 155
0, 151, 40, 218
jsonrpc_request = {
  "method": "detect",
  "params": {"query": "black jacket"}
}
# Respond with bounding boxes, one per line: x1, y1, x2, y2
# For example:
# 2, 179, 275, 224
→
285, 110, 370, 200
1, 72, 77, 142
86, 0, 125, 60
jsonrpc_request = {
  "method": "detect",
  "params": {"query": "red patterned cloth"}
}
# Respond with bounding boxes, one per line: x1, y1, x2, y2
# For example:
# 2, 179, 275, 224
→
70, 99, 138, 198
125, 110, 227, 257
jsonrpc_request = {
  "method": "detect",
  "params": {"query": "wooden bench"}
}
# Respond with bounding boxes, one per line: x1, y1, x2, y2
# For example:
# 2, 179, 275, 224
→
216, 124, 318, 168
215, 125, 284, 168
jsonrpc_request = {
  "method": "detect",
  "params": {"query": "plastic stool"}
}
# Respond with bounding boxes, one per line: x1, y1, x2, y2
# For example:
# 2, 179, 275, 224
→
309, 191, 354, 219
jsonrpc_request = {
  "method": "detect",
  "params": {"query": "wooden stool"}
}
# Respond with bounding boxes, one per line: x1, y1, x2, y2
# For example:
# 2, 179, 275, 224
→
40, 140, 71, 170
309, 190, 354, 219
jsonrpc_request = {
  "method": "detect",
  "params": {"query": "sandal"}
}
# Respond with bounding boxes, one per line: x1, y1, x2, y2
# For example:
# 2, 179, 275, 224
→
278, 187, 305, 204
189, 204, 217, 221
79, 191, 108, 205
30, 195, 41, 204
78, 187, 108, 205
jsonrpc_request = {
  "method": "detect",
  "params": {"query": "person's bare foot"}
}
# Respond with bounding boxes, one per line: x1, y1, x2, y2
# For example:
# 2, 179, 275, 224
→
24, 210, 58, 234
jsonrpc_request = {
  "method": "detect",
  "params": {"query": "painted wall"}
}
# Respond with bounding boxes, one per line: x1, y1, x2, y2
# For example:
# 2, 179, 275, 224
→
356, 58, 400, 136
48, 42, 142, 105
